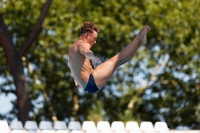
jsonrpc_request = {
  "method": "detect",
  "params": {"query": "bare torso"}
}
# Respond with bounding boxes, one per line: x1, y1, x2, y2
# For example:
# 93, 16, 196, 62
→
68, 40, 93, 88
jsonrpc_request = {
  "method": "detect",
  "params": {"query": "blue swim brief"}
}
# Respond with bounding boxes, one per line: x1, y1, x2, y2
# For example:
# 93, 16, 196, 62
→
84, 74, 99, 94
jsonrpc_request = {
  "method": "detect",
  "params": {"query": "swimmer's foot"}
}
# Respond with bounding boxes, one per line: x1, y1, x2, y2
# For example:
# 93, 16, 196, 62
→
138, 26, 151, 44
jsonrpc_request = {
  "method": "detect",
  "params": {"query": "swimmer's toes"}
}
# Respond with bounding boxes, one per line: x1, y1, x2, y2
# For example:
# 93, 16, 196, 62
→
139, 26, 150, 44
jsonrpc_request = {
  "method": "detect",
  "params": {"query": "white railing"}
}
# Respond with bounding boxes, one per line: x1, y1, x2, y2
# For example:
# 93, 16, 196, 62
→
0, 120, 199, 133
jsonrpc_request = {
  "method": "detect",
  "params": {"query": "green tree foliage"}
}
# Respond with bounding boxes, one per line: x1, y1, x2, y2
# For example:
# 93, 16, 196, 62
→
139, 0, 200, 129
0, 0, 200, 129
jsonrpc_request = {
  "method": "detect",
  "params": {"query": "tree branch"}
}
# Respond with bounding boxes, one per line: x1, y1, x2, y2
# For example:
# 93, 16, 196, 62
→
143, 55, 167, 89
0, 13, 31, 124
19, 0, 52, 57
0, 13, 16, 64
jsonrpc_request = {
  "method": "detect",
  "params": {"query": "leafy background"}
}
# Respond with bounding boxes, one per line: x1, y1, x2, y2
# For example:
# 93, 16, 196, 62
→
0, 0, 200, 129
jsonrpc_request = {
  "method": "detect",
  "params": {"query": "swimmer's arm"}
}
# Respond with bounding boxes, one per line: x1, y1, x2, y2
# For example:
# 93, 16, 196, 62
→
79, 44, 102, 68
79, 44, 95, 59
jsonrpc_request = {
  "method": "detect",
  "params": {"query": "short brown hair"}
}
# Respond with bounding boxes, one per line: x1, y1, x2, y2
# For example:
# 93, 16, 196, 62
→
80, 22, 100, 35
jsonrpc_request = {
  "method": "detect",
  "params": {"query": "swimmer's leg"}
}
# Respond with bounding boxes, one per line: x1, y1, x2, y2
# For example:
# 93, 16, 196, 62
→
92, 26, 150, 89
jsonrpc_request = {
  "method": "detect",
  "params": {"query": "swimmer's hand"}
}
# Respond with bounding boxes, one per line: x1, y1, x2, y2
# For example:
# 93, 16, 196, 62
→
92, 57, 102, 69
74, 79, 78, 86
71, 72, 78, 86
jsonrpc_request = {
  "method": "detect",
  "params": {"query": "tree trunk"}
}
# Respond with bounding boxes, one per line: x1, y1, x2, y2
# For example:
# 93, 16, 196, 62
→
0, 0, 52, 124
72, 87, 79, 121
0, 14, 31, 125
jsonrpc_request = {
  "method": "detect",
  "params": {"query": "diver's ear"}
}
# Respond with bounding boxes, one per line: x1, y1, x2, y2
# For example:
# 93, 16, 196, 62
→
84, 33, 89, 39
